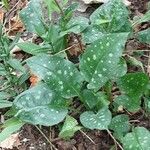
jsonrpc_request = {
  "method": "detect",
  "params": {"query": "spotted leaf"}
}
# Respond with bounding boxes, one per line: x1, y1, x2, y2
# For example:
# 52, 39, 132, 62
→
13, 83, 68, 126
123, 127, 150, 150
90, 0, 131, 32
60, 16, 89, 36
59, 116, 82, 139
80, 33, 128, 90
117, 72, 149, 98
137, 28, 150, 44
114, 73, 149, 112
20, 0, 46, 35
82, 25, 106, 44
113, 95, 141, 112
80, 107, 112, 130
26, 54, 83, 98
82, 89, 109, 110
109, 114, 130, 141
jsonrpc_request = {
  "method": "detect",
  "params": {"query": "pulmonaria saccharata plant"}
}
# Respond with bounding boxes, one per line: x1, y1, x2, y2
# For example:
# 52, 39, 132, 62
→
1, 0, 150, 148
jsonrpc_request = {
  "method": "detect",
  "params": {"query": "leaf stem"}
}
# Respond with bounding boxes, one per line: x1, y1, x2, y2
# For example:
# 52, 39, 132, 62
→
35, 126, 58, 150
80, 129, 96, 145
107, 129, 124, 150
53, 0, 64, 16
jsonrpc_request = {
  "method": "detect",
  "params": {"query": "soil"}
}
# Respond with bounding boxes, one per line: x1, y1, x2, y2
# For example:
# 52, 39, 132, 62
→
1, 0, 150, 150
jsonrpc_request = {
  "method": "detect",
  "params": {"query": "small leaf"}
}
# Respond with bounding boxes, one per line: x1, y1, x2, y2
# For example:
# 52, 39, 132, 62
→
7, 58, 25, 73
123, 127, 150, 150
26, 54, 83, 98
113, 95, 141, 112
109, 114, 130, 135
80, 107, 112, 130
0, 100, 12, 108
60, 17, 89, 36
82, 89, 109, 110
59, 116, 82, 139
127, 55, 145, 72
136, 28, 150, 44
133, 10, 150, 26
80, 33, 128, 90
17, 42, 51, 55
0, 118, 24, 142
117, 72, 149, 98
13, 83, 68, 126
0, 92, 11, 99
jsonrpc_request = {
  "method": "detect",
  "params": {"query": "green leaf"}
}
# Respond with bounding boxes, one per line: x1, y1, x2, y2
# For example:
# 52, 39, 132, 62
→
117, 72, 149, 98
82, 25, 106, 43
60, 17, 89, 36
59, 116, 82, 139
137, 28, 150, 44
2, 0, 9, 10
82, 89, 109, 110
127, 56, 145, 72
7, 58, 25, 73
113, 95, 141, 112
0, 92, 11, 99
109, 114, 130, 135
133, 10, 150, 26
80, 33, 128, 90
0, 63, 6, 76
114, 73, 149, 112
123, 127, 150, 150
0, 118, 24, 142
17, 42, 50, 55
90, 0, 131, 32
13, 83, 68, 126
44, 0, 60, 18
20, 0, 46, 34
26, 54, 83, 98
112, 58, 127, 80
80, 107, 112, 130
0, 100, 12, 108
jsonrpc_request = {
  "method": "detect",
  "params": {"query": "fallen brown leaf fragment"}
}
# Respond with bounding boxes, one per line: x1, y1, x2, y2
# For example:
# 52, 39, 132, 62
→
0, 8, 4, 23
6, 15, 25, 36
0, 133, 21, 149
30, 74, 40, 87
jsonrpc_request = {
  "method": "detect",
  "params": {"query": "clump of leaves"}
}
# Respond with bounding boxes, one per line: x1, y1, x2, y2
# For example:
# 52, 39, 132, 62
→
1, 0, 150, 149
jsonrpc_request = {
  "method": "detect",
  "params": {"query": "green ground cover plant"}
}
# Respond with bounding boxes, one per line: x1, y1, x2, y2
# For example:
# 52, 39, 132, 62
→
0, 0, 150, 149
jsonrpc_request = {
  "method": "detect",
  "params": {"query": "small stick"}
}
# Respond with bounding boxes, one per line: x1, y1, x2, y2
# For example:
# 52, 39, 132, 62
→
80, 130, 96, 145
107, 129, 124, 150
35, 126, 58, 150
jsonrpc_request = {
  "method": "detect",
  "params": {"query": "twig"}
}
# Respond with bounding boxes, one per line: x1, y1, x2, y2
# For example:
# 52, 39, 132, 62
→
35, 126, 58, 150
53, 43, 79, 56
80, 130, 96, 145
3, 0, 22, 28
74, 34, 83, 52
107, 129, 124, 150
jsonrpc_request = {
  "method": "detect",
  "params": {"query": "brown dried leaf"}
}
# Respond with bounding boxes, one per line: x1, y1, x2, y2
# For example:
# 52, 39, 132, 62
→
0, 8, 4, 23
6, 15, 25, 36
0, 133, 21, 149
29, 74, 40, 87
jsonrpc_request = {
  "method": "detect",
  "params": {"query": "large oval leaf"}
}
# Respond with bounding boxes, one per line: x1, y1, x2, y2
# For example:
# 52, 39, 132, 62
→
26, 54, 83, 98
80, 33, 128, 90
14, 83, 68, 126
